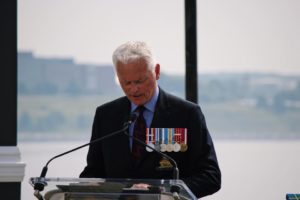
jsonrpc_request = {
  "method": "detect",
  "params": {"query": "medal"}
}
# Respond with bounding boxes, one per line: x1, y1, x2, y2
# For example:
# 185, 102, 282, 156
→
154, 128, 160, 151
146, 143, 154, 152
160, 144, 167, 152
146, 127, 188, 152
160, 128, 167, 152
173, 128, 181, 152
180, 143, 188, 152
146, 128, 155, 152
180, 128, 188, 152
165, 128, 173, 152
154, 143, 160, 151
173, 143, 181, 152
166, 144, 174, 152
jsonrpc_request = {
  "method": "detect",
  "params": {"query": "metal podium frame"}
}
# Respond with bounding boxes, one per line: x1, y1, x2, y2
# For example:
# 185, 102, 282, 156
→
30, 177, 198, 200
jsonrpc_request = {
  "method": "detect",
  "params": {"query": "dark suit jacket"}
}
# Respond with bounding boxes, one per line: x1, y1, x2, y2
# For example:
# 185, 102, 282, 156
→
80, 88, 221, 198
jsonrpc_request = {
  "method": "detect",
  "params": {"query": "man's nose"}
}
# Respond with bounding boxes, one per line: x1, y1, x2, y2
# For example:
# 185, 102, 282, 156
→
130, 82, 139, 92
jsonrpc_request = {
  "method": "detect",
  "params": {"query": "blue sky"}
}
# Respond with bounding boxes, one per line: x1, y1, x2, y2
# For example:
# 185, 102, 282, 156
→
18, 0, 300, 74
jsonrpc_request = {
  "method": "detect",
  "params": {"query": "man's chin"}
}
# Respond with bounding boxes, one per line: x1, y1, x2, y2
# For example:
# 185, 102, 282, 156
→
130, 98, 145, 105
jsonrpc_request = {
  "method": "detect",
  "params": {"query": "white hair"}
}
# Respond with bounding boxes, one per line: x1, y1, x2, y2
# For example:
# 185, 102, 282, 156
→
112, 41, 156, 70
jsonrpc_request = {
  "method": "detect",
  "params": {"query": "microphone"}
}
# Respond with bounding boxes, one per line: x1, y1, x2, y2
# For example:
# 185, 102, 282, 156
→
33, 115, 136, 198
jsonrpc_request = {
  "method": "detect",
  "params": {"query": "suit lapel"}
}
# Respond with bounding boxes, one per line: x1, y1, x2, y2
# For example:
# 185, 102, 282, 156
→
151, 88, 171, 128
114, 98, 135, 167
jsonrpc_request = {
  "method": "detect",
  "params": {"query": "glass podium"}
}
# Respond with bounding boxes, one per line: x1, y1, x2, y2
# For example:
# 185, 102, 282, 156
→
30, 177, 198, 200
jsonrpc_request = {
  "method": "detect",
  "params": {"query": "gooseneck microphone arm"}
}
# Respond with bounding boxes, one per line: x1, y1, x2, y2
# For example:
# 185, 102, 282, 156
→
39, 124, 130, 178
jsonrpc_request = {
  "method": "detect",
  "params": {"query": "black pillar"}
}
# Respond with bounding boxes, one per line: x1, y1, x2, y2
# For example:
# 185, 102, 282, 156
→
0, 1, 21, 199
0, 0, 17, 145
185, 0, 198, 103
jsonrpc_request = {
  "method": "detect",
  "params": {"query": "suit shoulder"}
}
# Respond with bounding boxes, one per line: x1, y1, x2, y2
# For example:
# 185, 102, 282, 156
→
163, 91, 199, 109
96, 96, 129, 112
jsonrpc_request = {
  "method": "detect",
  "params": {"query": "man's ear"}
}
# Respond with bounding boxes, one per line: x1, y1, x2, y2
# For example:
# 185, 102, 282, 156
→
155, 64, 160, 80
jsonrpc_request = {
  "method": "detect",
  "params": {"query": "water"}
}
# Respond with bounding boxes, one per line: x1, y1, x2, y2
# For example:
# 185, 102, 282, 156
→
19, 140, 300, 200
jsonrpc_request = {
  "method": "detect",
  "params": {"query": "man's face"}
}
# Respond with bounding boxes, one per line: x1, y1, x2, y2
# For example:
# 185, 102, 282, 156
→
116, 59, 160, 105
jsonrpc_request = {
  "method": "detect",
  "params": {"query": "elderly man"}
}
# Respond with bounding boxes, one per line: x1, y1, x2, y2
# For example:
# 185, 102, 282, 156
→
80, 41, 221, 198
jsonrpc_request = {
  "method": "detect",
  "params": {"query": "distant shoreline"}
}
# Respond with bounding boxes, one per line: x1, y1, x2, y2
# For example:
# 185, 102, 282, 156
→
18, 132, 300, 142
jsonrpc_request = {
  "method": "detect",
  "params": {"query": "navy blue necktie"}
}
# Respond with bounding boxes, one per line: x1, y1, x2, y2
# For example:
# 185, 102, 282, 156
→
132, 106, 146, 160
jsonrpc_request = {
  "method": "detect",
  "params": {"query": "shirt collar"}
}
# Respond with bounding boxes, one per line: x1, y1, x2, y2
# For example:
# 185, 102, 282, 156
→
131, 86, 159, 113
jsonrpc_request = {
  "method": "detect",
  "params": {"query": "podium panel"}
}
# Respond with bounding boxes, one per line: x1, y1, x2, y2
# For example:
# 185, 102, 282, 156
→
30, 177, 197, 200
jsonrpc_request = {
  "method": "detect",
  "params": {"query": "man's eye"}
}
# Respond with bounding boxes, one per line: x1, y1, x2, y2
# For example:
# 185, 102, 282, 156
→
124, 81, 131, 85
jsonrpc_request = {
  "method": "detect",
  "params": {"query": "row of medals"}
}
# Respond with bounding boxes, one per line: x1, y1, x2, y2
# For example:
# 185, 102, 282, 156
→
145, 128, 188, 152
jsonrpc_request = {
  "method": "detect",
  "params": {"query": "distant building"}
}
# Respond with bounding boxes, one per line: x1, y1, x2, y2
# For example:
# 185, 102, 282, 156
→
18, 52, 119, 95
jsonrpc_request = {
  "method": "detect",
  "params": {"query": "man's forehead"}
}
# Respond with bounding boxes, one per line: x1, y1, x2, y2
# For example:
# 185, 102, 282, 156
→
119, 74, 148, 82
